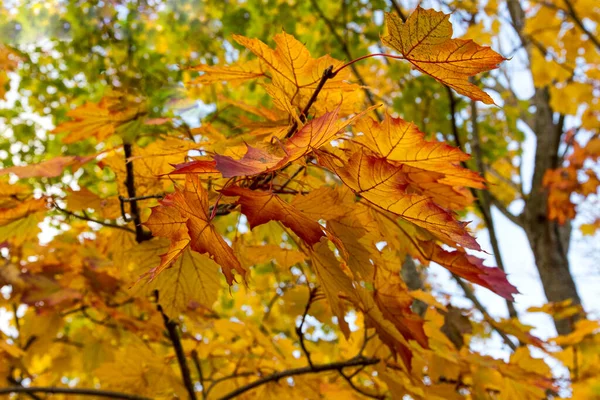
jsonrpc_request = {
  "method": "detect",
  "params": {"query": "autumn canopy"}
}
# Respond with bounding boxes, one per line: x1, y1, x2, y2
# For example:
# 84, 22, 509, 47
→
0, 1, 598, 399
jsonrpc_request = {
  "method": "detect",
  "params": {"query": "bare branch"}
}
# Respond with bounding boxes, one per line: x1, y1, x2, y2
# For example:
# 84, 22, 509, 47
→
446, 88, 519, 321
53, 202, 136, 234
218, 356, 380, 400
284, 66, 335, 139
453, 275, 517, 351
339, 371, 384, 400
562, 0, 600, 52
0, 387, 151, 400
119, 194, 165, 202
488, 194, 523, 226
192, 349, 206, 400
157, 299, 197, 400
123, 143, 153, 243
296, 286, 317, 368
310, 0, 383, 122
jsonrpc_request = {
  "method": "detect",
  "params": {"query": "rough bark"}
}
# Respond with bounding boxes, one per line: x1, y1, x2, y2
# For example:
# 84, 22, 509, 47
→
521, 88, 581, 334
507, 0, 582, 334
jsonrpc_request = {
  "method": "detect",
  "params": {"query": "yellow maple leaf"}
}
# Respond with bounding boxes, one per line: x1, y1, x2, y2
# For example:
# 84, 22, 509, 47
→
382, 7, 505, 104
53, 95, 144, 143
129, 239, 221, 318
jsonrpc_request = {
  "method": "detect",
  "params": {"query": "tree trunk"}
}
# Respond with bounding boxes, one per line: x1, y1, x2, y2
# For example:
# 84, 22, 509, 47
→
521, 88, 582, 335
505, 0, 583, 335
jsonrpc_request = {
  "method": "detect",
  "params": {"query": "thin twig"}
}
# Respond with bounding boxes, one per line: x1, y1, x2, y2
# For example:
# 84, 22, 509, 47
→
119, 194, 165, 202
192, 349, 206, 400
53, 202, 135, 233
296, 287, 316, 368
205, 372, 257, 398
453, 275, 517, 351
562, 0, 600, 51
217, 356, 380, 400
390, 0, 407, 21
6, 377, 42, 400
339, 372, 384, 400
310, 0, 384, 123
0, 387, 151, 400
157, 301, 197, 400
284, 66, 335, 139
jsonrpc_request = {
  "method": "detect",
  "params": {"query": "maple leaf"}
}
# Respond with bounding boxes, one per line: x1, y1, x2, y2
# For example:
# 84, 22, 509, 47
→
0, 155, 96, 178
214, 144, 283, 178
129, 240, 221, 318
53, 95, 144, 143
308, 239, 355, 337
372, 213, 518, 300
65, 187, 121, 219
0, 198, 47, 226
144, 175, 246, 285
189, 59, 266, 85
191, 32, 363, 116
100, 137, 197, 196
354, 115, 484, 191
167, 160, 220, 175
0, 45, 20, 100
382, 7, 505, 104
221, 186, 325, 246
213, 105, 377, 178
318, 147, 480, 250
374, 253, 428, 349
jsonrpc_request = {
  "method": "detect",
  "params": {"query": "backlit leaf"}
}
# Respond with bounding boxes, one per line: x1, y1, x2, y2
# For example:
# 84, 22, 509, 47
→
382, 8, 505, 104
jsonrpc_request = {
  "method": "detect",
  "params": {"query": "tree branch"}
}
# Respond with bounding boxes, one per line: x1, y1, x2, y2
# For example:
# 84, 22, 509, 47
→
157, 301, 197, 400
468, 98, 520, 320
453, 275, 517, 351
191, 349, 206, 400
119, 194, 165, 202
562, 0, 600, 52
284, 66, 335, 139
310, 0, 383, 122
6, 377, 42, 400
217, 356, 380, 400
0, 387, 151, 400
53, 202, 136, 234
123, 143, 153, 243
488, 194, 523, 226
339, 371, 384, 400
296, 286, 316, 368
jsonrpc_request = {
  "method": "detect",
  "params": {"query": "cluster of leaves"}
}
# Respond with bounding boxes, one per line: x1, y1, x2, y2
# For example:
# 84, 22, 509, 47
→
1, 1, 599, 400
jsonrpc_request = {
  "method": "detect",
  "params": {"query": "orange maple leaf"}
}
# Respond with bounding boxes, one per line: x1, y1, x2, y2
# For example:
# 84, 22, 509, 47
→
144, 175, 246, 285
374, 259, 428, 348
212, 105, 377, 178
0, 155, 96, 178
318, 147, 480, 250
382, 7, 505, 105
221, 186, 325, 246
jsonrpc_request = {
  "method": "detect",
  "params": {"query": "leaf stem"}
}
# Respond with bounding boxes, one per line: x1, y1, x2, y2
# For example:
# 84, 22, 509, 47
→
331, 53, 406, 76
